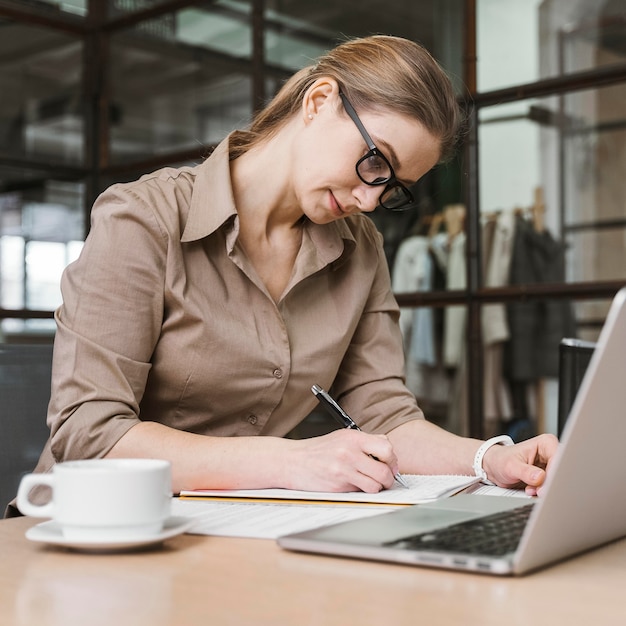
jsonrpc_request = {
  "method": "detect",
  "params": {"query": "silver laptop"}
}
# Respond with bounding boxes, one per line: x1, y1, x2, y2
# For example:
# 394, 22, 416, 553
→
278, 287, 626, 575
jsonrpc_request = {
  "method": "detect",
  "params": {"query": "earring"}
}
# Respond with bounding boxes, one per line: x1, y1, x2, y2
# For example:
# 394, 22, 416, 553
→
308, 114, 313, 120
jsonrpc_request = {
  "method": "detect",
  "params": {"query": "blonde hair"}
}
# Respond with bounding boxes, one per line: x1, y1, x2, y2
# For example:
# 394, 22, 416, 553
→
229, 35, 462, 162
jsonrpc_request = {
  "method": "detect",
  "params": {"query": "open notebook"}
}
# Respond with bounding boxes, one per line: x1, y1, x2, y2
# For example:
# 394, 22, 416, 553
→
278, 288, 626, 576
180, 474, 480, 506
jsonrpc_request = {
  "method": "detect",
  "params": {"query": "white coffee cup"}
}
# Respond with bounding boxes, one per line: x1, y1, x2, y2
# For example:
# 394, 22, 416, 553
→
17, 458, 172, 541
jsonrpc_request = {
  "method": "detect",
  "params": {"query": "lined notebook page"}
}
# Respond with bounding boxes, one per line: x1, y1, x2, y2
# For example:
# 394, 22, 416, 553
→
179, 474, 481, 506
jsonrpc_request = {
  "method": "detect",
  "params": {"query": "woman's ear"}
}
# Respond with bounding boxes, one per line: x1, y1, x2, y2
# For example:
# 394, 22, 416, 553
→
301, 78, 340, 122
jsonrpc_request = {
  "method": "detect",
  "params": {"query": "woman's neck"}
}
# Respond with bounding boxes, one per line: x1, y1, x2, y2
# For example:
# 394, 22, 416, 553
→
229, 127, 306, 301
230, 127, 303, 236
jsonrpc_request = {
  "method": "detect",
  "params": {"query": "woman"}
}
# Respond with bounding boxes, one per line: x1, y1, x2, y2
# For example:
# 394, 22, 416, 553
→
29, 35, 557, 502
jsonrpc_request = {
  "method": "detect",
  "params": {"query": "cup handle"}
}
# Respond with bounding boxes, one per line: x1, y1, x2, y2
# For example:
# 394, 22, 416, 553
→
16, 473, 56, 518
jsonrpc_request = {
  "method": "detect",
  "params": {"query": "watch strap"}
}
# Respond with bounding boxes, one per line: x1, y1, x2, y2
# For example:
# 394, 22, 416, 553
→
472, 435, 514, 485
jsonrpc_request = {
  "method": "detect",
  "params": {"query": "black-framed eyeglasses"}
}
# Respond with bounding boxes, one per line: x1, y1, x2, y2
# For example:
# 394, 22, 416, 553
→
339, 92, 415, 211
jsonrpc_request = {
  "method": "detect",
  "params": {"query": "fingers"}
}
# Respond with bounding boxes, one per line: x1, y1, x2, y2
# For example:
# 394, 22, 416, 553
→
522, 433, 559, 486
526, 434, 559, 497
314, 430, 398, 493
364, 434, 400, 474
493, 434, 559, 494
518, 463, 546, 489
536, 433, 559, 474
355, 452, 397, 492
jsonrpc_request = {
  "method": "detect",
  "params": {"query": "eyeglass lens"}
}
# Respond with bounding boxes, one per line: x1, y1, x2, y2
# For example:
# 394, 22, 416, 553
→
380, 184, 413, 210
355, 153, 413, 210
356, 152, 392, 185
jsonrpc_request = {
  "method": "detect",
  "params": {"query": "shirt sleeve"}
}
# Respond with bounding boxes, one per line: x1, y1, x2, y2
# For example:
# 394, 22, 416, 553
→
48, 183, 168, 462
331, 220, 425, 435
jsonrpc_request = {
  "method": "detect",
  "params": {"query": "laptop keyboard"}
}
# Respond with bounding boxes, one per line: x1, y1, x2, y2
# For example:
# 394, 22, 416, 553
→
385, 503, 535, 557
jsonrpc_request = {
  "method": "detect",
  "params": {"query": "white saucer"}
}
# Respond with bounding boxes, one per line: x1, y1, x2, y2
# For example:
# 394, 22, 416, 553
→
25, 516, 194, 552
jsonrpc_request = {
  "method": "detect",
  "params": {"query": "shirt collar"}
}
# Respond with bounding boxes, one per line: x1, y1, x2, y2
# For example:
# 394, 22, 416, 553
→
181, 137, 237, 243
307, 218, 356, 268
180, 134, 357, 265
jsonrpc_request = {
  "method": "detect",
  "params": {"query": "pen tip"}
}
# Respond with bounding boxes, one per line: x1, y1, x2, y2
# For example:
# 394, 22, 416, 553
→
396, 474, 410, 489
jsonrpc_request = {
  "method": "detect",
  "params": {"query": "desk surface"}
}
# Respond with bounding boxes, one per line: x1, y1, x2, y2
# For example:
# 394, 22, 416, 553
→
2, 515, 626, 626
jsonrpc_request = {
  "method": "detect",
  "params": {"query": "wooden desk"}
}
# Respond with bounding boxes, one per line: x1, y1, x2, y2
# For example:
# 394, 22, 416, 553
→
2, 515, 625, 626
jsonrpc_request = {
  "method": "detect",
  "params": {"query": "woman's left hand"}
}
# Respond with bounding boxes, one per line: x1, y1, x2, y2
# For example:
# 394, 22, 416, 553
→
482, 433, 560, 496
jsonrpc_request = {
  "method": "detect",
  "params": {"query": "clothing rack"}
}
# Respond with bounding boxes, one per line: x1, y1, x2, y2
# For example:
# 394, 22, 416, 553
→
483, 186, 546, 233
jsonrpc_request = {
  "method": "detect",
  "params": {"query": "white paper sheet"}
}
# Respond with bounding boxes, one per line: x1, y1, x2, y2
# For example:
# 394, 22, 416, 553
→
464, 483, 533, 498
171, 497, 396, 539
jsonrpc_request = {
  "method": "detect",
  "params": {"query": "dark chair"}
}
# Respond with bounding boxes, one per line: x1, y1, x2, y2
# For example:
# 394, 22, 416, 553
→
557, 338, 596, 437
0, 343, 53, 512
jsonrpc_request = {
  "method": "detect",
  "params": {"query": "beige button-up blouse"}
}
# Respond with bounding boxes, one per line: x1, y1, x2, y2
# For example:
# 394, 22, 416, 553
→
34, 137, 423, 474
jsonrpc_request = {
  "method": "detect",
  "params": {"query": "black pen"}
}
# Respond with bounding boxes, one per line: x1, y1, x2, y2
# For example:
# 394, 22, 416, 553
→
311, 384, 410, 489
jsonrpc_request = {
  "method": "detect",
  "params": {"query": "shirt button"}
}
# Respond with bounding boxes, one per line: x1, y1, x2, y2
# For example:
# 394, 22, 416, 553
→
247, 415, 258, 425
273, 368, 283, 379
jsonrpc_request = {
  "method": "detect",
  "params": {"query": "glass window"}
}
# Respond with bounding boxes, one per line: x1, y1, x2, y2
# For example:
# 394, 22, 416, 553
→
478, 81, 626, 286
109, 1, 253, 59
562, 81, 626, 223
552, 0, 626, 75
25, 241, 70, 309
0, 21, 83, 165
0, 315, 57, 340
477, 0, 626, 91
108, 4, 253, 164
264, 0, 465, 92
0, 235, 24, 310
265, 0, 441, 57
0, 178, 85, 316
478, 100, 547, 213
174, 2, 252, 58
31, 0, 87, 17
108, 0, 182, 19
477, 0, 542, 91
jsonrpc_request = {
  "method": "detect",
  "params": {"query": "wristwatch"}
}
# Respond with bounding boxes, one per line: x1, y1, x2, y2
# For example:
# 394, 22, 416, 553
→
472, 435, 514, 485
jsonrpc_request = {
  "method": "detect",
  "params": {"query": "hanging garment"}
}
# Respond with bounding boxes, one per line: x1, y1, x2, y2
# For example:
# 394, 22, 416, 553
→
430, 231, 467, 368
505, 216, 575, 382
392, 236, 435, 365
482, 211, 516, 422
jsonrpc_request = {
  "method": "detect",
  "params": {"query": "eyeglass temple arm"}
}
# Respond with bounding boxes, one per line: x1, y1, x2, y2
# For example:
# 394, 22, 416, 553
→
339, 92, 377, 152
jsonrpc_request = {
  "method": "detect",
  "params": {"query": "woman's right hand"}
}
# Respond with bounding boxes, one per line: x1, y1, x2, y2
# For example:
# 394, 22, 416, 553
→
286, 429, 400, 493
105, 421, 399, 494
